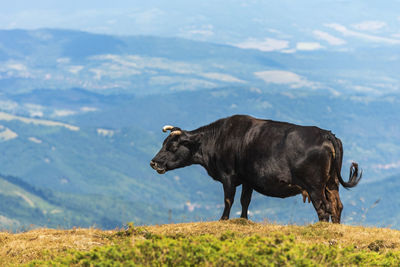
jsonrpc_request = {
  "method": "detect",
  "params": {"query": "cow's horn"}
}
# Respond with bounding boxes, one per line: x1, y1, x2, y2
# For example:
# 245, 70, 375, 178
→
162, 125, 174, 132
170, 130, 182, 136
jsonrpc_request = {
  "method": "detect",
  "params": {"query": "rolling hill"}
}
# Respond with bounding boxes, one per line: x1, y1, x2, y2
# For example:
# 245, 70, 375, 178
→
0, 29, 400, 230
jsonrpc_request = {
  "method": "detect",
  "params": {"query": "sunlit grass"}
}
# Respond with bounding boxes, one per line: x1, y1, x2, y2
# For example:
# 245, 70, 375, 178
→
1, 220, 400, 266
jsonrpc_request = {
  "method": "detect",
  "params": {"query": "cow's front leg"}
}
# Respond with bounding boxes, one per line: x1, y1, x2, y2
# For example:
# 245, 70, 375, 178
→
220, 182, 236, 220
240, 183, 253, 219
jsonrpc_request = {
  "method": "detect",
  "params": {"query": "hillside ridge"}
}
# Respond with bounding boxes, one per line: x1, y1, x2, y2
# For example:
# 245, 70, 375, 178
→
1, 220, 400, 266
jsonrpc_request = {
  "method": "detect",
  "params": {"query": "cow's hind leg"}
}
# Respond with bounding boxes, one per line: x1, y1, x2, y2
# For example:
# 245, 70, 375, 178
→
325, 163, 343, 223
335, 190, 343, 223
220, 182, 236, 220
309, 190, 331, 222
240, 183, 253, 219
326, 188, 343, 223
298, 149, 333, 222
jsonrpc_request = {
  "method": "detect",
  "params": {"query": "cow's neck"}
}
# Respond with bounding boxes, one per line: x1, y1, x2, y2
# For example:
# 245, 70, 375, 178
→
189, 128, 220, 178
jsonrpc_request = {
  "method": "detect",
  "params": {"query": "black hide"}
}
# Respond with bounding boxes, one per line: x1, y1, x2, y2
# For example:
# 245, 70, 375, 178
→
151, 115, 362, 223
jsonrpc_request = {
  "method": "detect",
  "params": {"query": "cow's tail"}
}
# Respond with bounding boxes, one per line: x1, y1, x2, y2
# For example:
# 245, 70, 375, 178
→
328, 133, 362, 189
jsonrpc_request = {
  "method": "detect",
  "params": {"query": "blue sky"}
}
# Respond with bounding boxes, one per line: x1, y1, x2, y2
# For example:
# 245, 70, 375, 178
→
1, 0, 400, 52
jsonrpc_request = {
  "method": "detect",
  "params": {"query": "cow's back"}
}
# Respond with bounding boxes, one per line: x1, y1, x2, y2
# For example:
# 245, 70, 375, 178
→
222, 116, 333, 196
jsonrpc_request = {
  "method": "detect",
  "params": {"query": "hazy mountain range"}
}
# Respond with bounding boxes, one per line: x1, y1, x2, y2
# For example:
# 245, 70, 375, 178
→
0, 28, 400, 230
2, 0, 400, 51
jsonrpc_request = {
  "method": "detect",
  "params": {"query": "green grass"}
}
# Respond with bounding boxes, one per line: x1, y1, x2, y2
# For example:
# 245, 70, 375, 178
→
18, 221, 400, 266
32, 233, 400, 266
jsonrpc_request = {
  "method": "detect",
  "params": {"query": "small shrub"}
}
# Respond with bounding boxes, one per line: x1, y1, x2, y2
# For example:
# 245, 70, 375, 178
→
368, 240, 385, 252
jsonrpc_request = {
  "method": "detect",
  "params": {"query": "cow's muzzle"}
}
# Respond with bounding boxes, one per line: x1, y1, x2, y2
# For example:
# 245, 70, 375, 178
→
150, 160, 166, 174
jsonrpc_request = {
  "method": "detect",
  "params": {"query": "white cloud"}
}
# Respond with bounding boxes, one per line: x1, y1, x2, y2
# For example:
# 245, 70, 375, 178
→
28, 137, 42, 144
149, 76, 217, 90
199, 72, 246, 83
249, 87, 262, 94
97, 128, 115, 137
392, 33, 400, 38
24, 103, 44, 118
351, 85, 381, 95
14, 191, 35, 207
374, 160, 400, 170
325, 23, 400, 44
296, 42, 325, 51
0, 61, 33, 79
68, 65, 84, 74
351, 21, 386, 32
91, 54, 200, 76
313, 30, 346, 46
170, 79, 217, 91
6, 63, 26, 71
0, 125, 18, 142
254, 70, 319, 89
188, 29, 214, 37
281, 49, 296, 54
57, 58, 71, 65
235, 38, 289, 52
179, 24, 214, 39
52, 109, 76, 117
80, 106, 98, 113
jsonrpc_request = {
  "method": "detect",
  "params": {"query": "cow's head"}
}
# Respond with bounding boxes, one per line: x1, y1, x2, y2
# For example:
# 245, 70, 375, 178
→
150, 125, 201, 174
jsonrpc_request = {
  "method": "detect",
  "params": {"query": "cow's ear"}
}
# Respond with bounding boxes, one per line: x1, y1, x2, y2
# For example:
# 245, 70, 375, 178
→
182, 133, 202, 151
191, 132, 204, 143
180, 131, 202, 144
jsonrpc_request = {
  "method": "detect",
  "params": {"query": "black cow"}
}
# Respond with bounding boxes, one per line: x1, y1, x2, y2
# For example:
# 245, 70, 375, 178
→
150, 115, 362, 223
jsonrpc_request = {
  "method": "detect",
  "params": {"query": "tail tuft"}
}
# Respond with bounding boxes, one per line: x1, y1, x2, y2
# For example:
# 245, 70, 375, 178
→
347, 162, 362, 187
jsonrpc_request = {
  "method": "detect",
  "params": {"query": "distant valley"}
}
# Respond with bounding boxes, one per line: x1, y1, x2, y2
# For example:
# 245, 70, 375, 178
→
0, 29, 400, 230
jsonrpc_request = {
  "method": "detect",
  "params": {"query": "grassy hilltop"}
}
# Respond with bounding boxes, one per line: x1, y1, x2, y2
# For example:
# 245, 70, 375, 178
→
1, 220, 400, 266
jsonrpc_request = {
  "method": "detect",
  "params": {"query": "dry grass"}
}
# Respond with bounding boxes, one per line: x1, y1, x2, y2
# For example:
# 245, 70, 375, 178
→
145, 219, 400, 252
0, 228, 113, 266
1, 220, 400, 265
